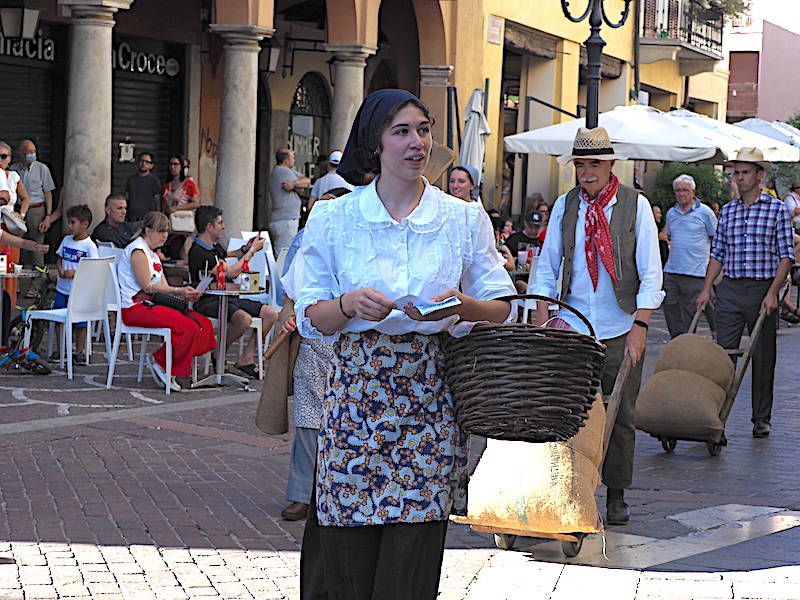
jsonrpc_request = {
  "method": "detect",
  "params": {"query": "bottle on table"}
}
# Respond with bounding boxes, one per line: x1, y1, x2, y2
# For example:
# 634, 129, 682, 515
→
216, 259, 226, 291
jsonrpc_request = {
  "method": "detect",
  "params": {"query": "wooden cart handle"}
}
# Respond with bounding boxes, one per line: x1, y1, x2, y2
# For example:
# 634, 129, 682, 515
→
719, 309, 767, 423
602, 354, 632, 459
264, 330, 292, 360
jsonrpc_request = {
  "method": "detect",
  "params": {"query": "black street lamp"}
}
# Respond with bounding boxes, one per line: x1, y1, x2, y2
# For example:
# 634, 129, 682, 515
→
0, 0, 41, 40
561, 0, 633, 128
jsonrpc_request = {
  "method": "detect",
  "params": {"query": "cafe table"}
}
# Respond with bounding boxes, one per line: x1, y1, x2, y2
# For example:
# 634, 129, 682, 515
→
192, 285, 266, 391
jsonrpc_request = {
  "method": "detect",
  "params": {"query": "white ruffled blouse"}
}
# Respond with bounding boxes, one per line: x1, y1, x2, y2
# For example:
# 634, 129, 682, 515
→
283, 178, 516, 343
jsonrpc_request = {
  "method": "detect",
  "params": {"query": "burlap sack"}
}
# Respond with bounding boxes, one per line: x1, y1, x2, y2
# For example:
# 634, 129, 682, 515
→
452, 395, 605, 535
635, 369, 726, 439
655, 333, 734, 391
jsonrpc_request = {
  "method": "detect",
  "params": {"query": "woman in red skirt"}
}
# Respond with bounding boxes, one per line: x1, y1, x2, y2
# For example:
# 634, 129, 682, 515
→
117, 211, 215, 392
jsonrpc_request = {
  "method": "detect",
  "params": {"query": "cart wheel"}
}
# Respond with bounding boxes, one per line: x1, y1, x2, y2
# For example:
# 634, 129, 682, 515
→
660, 438, 677, 453
494, 534, 517, 550
561, 534, 585, 557
707, 440, 723, 456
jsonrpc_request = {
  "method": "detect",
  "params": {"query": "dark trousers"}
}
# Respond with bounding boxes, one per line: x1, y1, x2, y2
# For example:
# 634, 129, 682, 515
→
301, 487, 448, 600
600, 333, 645, 491
663, 272, 715, 337
715, 277, 778, 425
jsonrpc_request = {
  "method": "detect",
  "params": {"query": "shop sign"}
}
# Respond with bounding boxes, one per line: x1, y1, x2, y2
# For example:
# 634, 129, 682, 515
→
112, 41, 180, 77
0, 33, 55, 62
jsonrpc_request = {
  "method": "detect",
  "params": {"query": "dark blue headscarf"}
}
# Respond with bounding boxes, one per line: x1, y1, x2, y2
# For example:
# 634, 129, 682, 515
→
337, 89, 418, 186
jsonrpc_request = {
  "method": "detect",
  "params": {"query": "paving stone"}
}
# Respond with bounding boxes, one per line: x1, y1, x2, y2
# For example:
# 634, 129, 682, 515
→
0, 318, 798, 600
23, 584, 58, 599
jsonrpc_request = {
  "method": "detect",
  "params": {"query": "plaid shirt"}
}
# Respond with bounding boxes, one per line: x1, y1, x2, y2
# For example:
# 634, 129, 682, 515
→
710, 192, 795, 279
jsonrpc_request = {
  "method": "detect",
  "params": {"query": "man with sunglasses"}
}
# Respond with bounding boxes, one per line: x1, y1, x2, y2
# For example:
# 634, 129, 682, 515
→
10, 139, 56, 297
125, 152, 162, 228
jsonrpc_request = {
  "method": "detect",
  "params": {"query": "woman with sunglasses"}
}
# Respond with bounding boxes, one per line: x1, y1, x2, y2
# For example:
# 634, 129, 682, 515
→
118, 211, 215, 392
285, 90, 515, 599
162, 153, 200, 259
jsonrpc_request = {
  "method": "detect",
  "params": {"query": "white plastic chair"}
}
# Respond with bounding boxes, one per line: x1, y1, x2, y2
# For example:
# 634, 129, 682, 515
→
24, 257, 115, 380
275, 247, 289, 278
105, 262, 174, 394
95, 246, 135, 360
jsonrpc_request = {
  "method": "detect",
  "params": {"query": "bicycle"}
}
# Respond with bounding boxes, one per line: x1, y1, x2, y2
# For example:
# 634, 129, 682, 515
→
7, 266, 57, 355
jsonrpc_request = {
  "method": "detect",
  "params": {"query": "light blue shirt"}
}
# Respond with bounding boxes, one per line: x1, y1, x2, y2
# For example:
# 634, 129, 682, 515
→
664, 200, 717, 277
531, 190, 665, 341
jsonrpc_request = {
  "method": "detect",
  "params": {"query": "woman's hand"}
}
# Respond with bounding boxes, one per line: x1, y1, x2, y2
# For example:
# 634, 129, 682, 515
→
403, 289, 467, 322
181, 286, 202, 303
342, 288, 396, 322
30, 241, 49, 254
281, 315, 297, 336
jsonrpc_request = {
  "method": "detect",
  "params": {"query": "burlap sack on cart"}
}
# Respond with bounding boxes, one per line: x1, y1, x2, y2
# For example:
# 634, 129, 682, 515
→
655, 333, 734, 391
636, 369, 726, 438
452, 394, 604, 534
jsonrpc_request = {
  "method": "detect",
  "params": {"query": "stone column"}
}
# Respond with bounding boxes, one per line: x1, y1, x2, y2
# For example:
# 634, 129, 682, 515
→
419, 64, 453, 147
59, 1, 132, 226
209, 25, 273, 238
326, 44, 377, 151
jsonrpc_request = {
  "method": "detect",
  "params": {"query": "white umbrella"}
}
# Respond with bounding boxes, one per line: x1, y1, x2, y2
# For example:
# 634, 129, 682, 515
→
459, 89, 492, 185
665, 109, 800, 162
733, 117, 800, 147
504, 104, 720, 162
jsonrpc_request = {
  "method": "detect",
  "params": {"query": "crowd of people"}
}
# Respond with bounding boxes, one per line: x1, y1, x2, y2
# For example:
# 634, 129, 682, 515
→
2, 86, 798, 599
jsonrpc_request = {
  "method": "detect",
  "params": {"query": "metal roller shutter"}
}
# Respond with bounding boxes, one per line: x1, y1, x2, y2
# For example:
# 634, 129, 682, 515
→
0, 64, 53, 160
111, 73, 176, 195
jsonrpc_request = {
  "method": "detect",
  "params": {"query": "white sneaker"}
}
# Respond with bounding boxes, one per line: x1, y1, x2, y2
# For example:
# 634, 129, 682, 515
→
147, 354, 180, 393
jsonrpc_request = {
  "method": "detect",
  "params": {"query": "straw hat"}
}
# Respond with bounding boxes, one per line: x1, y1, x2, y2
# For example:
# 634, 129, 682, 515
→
725, 147, 771, 171
557, 127, 628, 165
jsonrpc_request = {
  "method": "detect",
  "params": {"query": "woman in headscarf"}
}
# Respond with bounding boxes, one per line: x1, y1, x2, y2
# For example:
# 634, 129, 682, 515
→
448, 164, 479, 202
283, 89, 515, 599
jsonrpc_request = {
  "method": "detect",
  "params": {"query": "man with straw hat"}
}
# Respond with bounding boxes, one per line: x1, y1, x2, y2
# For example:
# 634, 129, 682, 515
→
697, 148, 794, 439
531, 127, 664, 525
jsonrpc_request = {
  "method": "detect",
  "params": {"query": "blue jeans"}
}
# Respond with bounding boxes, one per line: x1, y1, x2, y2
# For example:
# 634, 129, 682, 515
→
286, 427, 317, 504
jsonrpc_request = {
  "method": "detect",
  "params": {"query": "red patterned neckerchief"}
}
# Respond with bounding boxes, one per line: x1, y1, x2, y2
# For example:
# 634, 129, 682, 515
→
579, 173, 619, 291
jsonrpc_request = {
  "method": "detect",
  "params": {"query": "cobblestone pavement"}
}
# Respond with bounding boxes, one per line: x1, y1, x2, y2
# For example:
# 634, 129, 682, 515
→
0, 311, 799, 599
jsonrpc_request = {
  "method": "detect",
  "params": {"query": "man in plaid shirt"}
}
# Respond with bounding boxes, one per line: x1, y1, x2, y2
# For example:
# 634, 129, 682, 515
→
697, 149, 794, 438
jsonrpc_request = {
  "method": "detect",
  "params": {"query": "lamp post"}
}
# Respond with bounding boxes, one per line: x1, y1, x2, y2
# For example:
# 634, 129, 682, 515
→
0, 0, 41, 40
561, 0, 633, 128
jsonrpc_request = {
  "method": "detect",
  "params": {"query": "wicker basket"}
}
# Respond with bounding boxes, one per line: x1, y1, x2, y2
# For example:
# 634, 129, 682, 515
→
443, 295, 606, 443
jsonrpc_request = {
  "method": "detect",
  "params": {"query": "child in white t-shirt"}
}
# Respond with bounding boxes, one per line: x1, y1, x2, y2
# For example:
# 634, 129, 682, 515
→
55, 204, 99, 354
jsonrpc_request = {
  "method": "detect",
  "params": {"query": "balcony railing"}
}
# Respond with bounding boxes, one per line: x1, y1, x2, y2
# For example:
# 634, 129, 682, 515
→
641, 0, 723, 56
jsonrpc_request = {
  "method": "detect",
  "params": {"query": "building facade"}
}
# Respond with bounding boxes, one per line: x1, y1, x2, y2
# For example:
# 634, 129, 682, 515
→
3, 0, 731, 233
8, 0, 455, 235
460, 0, 729, 214
725, 0, 800, 123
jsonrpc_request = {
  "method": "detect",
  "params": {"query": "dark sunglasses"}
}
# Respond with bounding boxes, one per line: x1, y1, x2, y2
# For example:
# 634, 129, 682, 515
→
139, 158, 154, 164
0, 154, 8, 160
169, 162, 181, 166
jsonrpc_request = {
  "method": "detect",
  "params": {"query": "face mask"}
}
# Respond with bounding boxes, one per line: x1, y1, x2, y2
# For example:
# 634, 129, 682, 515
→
25, 154, 36, 164
183, 167, 189, 178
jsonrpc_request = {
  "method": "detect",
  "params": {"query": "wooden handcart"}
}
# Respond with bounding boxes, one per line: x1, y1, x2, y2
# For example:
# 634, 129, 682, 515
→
652, 308, 766, 457
488, 354, 633, 557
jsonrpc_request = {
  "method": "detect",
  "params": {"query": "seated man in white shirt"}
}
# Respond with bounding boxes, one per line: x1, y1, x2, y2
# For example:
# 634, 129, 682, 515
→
531, 127, 664, 526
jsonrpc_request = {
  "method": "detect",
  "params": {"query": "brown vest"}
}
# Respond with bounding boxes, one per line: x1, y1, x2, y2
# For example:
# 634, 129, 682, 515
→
560, 183, 640, 314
